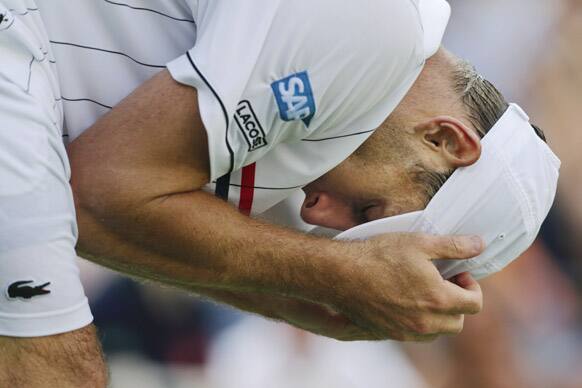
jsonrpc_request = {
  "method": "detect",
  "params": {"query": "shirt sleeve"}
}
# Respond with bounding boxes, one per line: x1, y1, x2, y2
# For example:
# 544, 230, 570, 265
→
167, 0, 427, 181
0, 4, 92, 336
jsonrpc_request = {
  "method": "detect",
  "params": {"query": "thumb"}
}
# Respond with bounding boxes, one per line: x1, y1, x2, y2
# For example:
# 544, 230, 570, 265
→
421, 234, 484, 260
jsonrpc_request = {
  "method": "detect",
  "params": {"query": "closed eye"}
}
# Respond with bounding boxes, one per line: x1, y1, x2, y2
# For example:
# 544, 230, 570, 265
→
358, 204, 381, 224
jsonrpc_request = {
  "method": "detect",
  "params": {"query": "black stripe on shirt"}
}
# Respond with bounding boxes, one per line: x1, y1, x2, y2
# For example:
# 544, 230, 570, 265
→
185, 51, 233, 174
215, 174, 231, 201
301, 129, 375, 142
61, 97, 113, 109
49, 40, 165, 69
185, 51, 234, 201
102, 0, 195, 23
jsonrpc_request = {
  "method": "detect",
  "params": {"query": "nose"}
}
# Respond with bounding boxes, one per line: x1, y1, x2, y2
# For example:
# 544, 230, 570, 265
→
300, 192, 357, 231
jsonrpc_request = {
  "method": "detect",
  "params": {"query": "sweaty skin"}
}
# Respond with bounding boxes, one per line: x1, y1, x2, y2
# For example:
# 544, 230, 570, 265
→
69, 70, 484, 342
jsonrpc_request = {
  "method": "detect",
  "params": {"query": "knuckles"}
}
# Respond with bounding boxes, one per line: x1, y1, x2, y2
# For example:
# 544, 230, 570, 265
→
446, 236, 465, 257
408, 316, 464, 337
469, 298, 484, 314
426, 293, 449, 312
409, 318, 435, 336
451, 319, 465, 335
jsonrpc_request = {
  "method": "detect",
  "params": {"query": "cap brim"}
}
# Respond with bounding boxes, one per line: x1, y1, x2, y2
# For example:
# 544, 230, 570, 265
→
334, 104, 560, 281
335, 211, 422, 241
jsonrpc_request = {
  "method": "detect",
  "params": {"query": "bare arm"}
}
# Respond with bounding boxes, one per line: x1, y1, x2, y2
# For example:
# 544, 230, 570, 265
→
70, 71, 329, 296
69, 70, 368, 339
0, 325, 106, 388
69, 70, 484, 341
76, 209, 369, 340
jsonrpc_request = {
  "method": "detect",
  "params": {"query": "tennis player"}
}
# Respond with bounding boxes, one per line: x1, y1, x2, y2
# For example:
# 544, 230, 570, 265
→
0, 0, 558, 386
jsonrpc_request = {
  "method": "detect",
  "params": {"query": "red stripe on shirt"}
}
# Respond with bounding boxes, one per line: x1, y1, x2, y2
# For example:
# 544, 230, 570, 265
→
238, 163, 256, 216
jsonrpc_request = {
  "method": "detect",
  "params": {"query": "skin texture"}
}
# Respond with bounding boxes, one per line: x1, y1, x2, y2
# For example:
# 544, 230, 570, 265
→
301, 49, 482, 230
300, 111, 481, 228
69, 58, 484, 342
0, 325, 107, 388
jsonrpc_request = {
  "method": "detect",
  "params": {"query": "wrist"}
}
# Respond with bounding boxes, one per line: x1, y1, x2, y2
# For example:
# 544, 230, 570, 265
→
227, 225, 362, 305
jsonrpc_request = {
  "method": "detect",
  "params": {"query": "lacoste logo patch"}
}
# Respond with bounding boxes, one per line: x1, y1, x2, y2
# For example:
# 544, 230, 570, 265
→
234, 100, 267, 152
271, 71, 316, 128
7, 280, 51, 300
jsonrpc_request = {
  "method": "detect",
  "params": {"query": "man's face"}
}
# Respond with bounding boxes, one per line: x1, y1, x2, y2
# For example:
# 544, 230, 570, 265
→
299, 48, 486, 231
300, 151, 429, 231
300, 111, 482, 231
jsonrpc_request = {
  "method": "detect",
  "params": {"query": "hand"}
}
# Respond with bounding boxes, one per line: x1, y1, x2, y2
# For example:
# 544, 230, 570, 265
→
196, 287, 376, 341
326, 233, 484, 341
273, 298, 376, 341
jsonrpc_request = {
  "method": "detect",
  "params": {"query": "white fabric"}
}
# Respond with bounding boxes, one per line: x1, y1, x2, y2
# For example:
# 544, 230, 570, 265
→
336, 104, 561, 280
36, 0, 452, 217
0, 0, 92, 336
0, 0, 449, 336
168, 0, 451, 214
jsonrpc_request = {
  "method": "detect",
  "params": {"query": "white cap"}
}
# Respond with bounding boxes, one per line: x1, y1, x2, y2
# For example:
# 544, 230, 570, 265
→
336, 104, 561, 280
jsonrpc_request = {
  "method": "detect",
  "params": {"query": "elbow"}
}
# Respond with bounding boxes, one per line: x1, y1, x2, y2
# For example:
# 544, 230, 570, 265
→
70, 171, 106, 228
68, 142, 126, 228
68, 143, 132, 256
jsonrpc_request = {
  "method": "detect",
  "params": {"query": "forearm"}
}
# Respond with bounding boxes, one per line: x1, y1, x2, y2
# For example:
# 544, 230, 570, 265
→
76, 212, 360, 337
0, 326, 106, 388
69, 70, 350, 304
75, 188, 349, 305
68, 70, 484, 342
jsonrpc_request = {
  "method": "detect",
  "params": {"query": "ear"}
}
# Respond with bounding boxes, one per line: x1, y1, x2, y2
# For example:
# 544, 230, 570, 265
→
414, 116, 482, 167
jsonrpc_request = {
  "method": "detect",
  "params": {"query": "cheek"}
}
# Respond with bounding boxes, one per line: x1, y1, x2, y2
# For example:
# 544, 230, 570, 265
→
392, 183, 429, 214
379, 173, 428, 217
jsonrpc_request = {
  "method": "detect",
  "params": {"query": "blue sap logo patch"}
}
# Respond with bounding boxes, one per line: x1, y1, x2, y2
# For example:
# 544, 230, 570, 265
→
271, 71, 316, 128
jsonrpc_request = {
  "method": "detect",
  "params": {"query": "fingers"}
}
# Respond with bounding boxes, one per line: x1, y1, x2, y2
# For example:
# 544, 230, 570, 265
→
399, 275, 479, 340
441, 314, 465, 335
279, 301, 378, 341
391, 314, 465, 342
440, 273, 483, 315
450, 271, 480, 291
425, 314, 466, 337
331, 324, 378, 341
393, 273, 480, 340
331, 233, 486, 342
415, 234, 484, 315
418, 234, 484, 260
312, 314, 378, 341
431, 314, 465, 337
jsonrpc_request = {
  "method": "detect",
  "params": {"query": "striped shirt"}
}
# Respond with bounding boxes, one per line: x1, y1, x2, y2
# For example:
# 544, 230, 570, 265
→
36, 0, 448, 216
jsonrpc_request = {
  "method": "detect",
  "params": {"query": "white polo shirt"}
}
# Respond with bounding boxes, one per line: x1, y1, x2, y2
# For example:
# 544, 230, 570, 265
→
167, 0, 427, 214
0, 0, 450, 336
40, 0, 450, 214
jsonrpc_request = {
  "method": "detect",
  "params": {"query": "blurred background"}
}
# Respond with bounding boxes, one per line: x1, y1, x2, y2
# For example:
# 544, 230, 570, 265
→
77, 0, 582, 386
